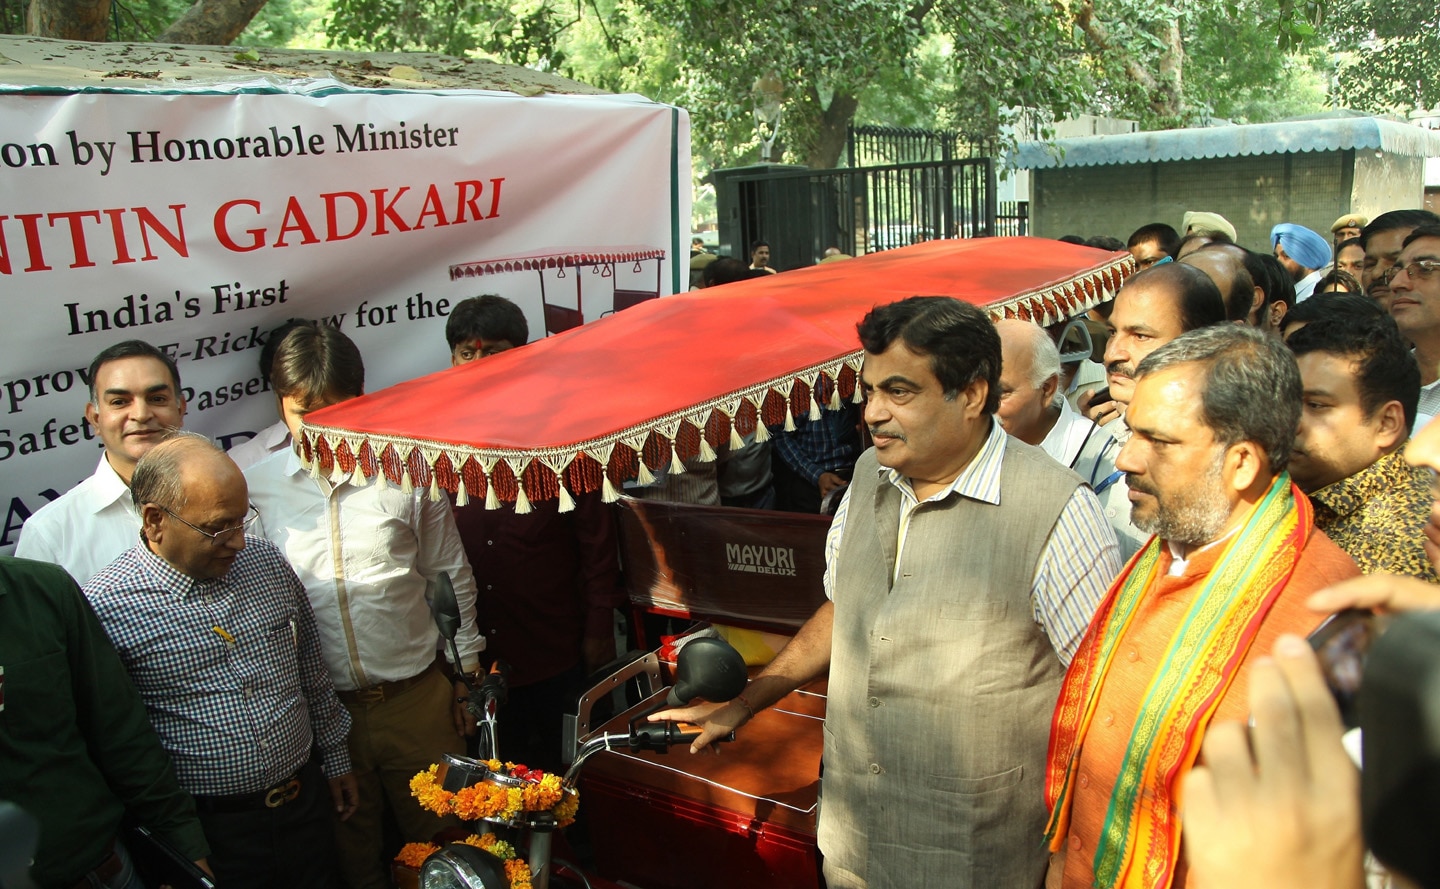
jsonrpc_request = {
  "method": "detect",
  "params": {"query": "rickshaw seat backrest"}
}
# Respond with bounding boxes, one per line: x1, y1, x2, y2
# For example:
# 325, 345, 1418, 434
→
614, 495, 830, 634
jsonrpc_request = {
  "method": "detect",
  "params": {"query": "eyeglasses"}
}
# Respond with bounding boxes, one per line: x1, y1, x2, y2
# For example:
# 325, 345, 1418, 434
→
1380, 259, 1440, 284
158, 504, 260, 545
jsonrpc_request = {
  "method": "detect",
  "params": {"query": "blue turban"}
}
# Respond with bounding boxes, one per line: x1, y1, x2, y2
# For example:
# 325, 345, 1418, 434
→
1271, 223, 1331, 270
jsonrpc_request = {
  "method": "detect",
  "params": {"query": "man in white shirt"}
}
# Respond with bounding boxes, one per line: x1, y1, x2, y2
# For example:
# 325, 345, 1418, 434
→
15, 340, 186, 583
228, 320, 314, 470
997, 319, 1144, 558
245, 324, 485, 889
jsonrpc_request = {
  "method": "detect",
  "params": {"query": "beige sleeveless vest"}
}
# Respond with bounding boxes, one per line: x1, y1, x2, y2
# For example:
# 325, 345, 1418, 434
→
820, 436, 1080, 889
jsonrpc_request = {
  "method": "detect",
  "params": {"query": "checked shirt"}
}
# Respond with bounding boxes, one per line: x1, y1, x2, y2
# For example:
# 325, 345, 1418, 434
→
84, 536, 352, 796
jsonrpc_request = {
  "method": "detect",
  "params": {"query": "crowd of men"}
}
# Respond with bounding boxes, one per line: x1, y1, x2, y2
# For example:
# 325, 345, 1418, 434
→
5, 205, 1440, 889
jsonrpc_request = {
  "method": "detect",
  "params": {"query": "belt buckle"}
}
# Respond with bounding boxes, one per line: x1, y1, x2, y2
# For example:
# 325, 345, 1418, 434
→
353, 684, 386, 703
264, 778, 302, 808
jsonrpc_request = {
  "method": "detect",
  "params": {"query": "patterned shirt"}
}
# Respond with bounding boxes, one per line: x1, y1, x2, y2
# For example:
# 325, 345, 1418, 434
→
772, 402, 863, 485
825, 419, 1122, 664
84, 536, 353, 795
1417, 378, 1440, 431
1310, 449, 1440, 582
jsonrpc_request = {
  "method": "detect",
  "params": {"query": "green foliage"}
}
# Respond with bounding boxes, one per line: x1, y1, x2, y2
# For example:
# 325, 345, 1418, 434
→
297, 0, 1338, 175
1329, 0, 1440, 113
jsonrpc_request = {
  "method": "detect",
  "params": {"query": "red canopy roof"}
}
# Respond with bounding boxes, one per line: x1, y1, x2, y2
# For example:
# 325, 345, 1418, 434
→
303, 238, 1131, 510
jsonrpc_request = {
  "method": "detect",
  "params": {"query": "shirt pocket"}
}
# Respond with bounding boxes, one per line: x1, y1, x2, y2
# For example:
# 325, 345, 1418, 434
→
1, 650, 75, 741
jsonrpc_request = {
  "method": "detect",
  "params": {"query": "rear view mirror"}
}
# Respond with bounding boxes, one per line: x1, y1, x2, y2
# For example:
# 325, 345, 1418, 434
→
665, 636, 747, 707
431, 572, 462, 644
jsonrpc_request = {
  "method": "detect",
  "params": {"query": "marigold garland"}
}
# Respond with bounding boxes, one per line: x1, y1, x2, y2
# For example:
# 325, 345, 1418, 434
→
409, 761, 579, 828
394, 836, 533, 889
394, 842, 440, 868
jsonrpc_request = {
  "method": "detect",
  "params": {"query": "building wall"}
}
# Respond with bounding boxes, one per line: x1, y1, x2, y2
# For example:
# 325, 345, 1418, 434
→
1351, 152, 1426, 221
1030, 149, 1411, 251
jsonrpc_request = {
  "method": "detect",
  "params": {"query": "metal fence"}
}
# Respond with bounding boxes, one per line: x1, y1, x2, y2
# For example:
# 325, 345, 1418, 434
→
846, 125, 999, 168
716, 159, 998, 269
996, 200, 1029, 237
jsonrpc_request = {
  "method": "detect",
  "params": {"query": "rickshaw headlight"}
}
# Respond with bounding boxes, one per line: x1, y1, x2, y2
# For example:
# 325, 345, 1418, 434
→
419, 845, 509, 889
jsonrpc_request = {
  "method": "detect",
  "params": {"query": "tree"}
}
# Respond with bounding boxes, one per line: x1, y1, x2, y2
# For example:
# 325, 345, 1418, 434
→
1329, 0, 1440, 113
296, 0, 1332, 171
17, 0, 300, 45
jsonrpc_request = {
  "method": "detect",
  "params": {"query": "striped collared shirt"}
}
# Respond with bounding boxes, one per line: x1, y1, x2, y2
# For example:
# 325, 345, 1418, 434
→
84, 536, 352, 795
824, 419, 1121, 664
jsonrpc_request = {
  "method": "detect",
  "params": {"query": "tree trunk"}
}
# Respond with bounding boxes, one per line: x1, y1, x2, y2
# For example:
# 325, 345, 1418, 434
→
27, 0, 110, 40
157, 0, 269, 45
805, 91, 859, 170
1152, 17, 1184, 119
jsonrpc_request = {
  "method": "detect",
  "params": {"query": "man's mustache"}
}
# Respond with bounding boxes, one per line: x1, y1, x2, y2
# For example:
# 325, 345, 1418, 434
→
1106, 361, 1136, 379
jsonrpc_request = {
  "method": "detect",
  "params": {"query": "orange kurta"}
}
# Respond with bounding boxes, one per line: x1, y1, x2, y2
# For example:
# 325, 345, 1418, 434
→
1058, 526, 1359, 889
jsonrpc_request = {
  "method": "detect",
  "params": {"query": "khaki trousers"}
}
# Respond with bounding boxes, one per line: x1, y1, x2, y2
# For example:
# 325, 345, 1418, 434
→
335, 668, 464, 889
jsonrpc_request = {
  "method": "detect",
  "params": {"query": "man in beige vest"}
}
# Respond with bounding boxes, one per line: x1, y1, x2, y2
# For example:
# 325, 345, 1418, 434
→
657, 297, 1121, 888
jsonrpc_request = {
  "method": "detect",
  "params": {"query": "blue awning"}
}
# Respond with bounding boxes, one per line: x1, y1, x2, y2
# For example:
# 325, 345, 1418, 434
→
1013, 116, 1440, 170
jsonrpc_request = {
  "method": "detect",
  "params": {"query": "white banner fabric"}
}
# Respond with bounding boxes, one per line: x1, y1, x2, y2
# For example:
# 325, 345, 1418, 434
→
0, 82, 690, 552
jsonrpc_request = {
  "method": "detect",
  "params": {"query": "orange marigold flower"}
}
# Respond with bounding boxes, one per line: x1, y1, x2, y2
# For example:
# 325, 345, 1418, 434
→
452, 781, 508, 820
554, 790, 580, 828
410, 766, 455, 816
502, 787, 524, 821
394, 842, 440, 868
504, 858, 533, 889
521, 774, 562, 811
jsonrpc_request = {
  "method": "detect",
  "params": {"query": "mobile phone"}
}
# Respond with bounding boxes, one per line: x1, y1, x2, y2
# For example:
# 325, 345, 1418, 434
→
1308, 608, 1385, 730
1089, 386, 1111, 405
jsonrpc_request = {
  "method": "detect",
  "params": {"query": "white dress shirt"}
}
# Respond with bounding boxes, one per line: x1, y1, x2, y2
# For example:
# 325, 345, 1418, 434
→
15, 455, 140, 585
245, 448, 484, 691
227, 420, 292, 471
1039, 398, 1104, 468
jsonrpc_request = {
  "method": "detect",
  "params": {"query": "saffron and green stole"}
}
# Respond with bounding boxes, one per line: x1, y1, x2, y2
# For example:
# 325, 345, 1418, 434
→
1044, 474, 1311, 889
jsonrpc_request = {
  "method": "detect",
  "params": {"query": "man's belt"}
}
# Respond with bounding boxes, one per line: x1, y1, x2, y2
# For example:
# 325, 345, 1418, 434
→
192, 770, 305, 814
337, 662, 436, 705
67, 841, 121, 889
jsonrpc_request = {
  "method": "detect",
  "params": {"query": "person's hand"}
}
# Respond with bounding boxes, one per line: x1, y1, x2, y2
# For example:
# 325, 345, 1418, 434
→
583, 634, 616, 674
194, 859, 214, 878
818, 472, 849, 497
1180, 634, 1363, 889
1078, 388, 1122, 426
1308, 572, 1440, 616
648, 699, 751, 754
328, 771, 361, 822
452, 679, 477, 737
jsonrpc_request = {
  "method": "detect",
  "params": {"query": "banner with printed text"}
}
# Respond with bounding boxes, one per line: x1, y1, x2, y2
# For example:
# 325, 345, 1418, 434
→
0, 82, 690, 552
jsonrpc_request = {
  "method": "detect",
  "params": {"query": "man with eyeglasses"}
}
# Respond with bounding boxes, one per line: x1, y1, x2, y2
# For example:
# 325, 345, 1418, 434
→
1358, 209, 1440, 311
1387, 223, 1440, 427
16, 340, 186, 585
84, 431, 356, 889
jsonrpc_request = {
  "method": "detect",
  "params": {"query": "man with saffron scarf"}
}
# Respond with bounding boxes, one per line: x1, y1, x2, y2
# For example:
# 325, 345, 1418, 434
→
1044, 324, 1359, 889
